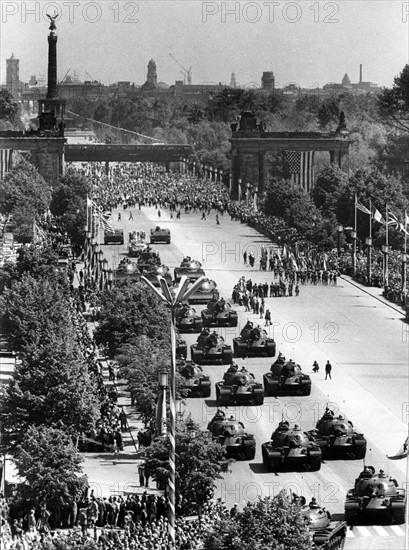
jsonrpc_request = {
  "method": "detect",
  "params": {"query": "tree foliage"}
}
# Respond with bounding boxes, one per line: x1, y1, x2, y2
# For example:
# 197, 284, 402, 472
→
94, 281, 171, 356
203, 492, 313, 550
0, 89, 18, 121
13, 425, 87, 508
378, 64, 409, 133
144, 418, 229, 514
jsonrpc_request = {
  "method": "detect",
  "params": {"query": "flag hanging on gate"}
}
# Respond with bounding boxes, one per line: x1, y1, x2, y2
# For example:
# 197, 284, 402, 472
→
285, 151, 315, 192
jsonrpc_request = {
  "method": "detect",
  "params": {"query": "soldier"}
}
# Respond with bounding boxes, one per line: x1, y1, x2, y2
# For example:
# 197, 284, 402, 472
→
312, 360, 319, 373
325, 360, 332, 380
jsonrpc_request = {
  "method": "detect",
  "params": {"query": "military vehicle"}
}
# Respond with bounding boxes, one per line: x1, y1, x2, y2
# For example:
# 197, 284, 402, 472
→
308, 408, 366, 459
233, 321, 276, 357
261, 421, 322, 471
187, 279, 220, 304
302, 500, 347, 549
175, 304, 203, 333
263, 353, 311, 396
150, 226, 171, 244
215, 365, 264, 406
136, 248, 161, 271
178, 360, 211, 398
190, 329, 233, 365
104, 228, 124, 245
128, 240, 148, 257
207, 410, 256, 460
174, 257, 205, 282
114, 258, 141, 281
139, 264, 173, 287
344, 466, 406, 524
201, 298, 238, 327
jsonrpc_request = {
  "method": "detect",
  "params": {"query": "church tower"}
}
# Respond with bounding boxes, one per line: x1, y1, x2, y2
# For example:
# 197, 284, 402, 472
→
142, 59, 158, 90
230, 71, 237, 88
6, 53, 20, 96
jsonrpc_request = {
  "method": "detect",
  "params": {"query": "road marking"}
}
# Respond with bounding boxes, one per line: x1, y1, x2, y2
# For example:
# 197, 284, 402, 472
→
390, 525, 405, 536
346, 529, 356, 538
354, 526, 372, 537
373, 525, 390, 536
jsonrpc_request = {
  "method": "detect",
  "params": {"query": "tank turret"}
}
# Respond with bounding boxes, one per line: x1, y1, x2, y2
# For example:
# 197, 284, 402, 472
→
202, 297, 238, 327
178, 360, 211, 398
174, 258, 205, 282
233, 320, 275, 357
264, 354, 311, 396
175, 304, 203, 333
207, 410, 256, 460
215, 366, 264, 406
191, 329, 232, 365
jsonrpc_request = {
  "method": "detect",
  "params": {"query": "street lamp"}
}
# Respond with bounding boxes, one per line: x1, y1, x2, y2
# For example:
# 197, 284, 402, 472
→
102, 258, 109, 289
141, 274, 206, 548
246, 183, 251, 206
351, 230, 357, 276
365, 237, 372, 286
336, 225, 343, 257
107, 268, 113, 289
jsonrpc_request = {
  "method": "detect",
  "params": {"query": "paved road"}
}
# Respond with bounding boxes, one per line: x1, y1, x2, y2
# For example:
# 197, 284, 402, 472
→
100, 205, 409, 549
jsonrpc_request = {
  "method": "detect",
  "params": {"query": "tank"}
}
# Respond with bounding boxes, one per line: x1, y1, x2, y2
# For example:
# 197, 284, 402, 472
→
128, 240, 148, 257
302, 501, 347, 549
188, 279, 220, 304
308, 407, 366, 459
139, 264, 173, 287
114, 258, 141, 281
207, 409, 256, 460
263, 353, 311, 396
175, 304, 203, 333
178, 360, 211, 398
174, 257, 205, 282
201, 298, 238, 327
261, 421, 322, 471
150, 226, 171, 244
215, 365, 264, 406
191, 329, 233, 365
233, 321, 276, 357
136, 248, 161, 271
344, 466, 406, 524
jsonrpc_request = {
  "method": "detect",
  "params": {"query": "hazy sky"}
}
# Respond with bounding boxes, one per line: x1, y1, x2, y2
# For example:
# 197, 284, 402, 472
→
1, 1, 408, 88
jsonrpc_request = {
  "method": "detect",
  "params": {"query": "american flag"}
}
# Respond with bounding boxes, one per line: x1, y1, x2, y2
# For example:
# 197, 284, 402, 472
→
285, 151, 315, 191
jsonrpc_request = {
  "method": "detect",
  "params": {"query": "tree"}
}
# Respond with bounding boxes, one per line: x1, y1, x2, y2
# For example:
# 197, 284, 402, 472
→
317, 98, 340, 129
311, 165, 348, 219
0, 89, 18, 121
203, 492, 313, 550
144, 418, 230, 514
12, 425, 87, 509
378, 64, 409, 133
0, 158, 51, 219
94, 281, 171, 356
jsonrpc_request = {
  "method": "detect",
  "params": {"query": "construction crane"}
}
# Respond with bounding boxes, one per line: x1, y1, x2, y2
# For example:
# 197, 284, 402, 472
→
168, 53, 192, 85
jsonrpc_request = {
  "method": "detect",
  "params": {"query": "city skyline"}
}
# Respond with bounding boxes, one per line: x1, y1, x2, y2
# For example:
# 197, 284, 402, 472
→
0, 1, 408, 89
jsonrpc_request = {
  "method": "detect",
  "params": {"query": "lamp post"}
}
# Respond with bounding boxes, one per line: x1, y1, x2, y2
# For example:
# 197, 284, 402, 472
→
102, 258, 108, 290
107, 268, 113, 289
337, 225, 343, 257
365, 237, 372, 286
381, 244, 390, 293
158, 371, 168, 436
401, 252, 407, 308
351, 230, 357, 276
246, 183, 251, 206
141, 274, 206, 548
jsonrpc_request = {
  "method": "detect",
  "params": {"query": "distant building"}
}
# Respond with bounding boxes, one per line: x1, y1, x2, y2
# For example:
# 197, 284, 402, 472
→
230, 72, 237, 89
261, 71, 275, 91
142, 60, 158, 91
6, 53, 20, 95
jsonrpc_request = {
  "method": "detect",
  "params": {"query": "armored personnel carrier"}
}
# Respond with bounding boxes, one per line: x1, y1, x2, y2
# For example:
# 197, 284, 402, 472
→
187, 279, 220, 304
191, 329, 233, 365
201, 298, 238, 327
302, 500, 347, 549
104, 228, 124, 245
207, 410, 256, 460
263, 353, 311, 396
261, 421, 322, 471
178, 360, 211, 398
233, 321, 276, 357
150, 226, 171, 244
174, 257, 205, 282
175, 304, 203, 333
308, 408, 366, 459
344, 466, 406, 524
215, 365, 264, 406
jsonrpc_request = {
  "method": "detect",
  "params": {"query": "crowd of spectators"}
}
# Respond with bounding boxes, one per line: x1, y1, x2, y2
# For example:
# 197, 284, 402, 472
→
0, 495, 231, 550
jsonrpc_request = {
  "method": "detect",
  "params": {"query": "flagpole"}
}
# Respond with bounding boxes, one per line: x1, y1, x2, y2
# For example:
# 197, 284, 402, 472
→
403, 209, 407, 311
385, 204, 389, 292
367, 199, 372, 286
353, 194, 357, 276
